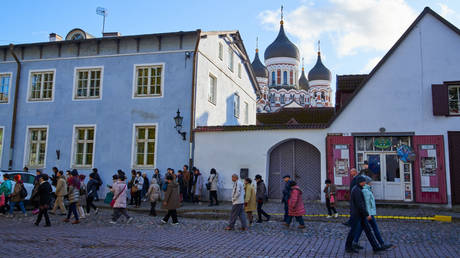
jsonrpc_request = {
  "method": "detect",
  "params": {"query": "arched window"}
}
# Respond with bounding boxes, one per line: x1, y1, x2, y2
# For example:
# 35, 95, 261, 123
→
283, 71, 288, 85
271, 71, 275, 85
280, 94, 285, 104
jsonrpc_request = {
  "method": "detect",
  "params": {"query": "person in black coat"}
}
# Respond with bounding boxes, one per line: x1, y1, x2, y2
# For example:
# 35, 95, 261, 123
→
345, 176, 383, 253
86, 175, 99, 214
34, 174, 52, 227
89, 168, 102, 201
343, 168, 360, 227
281, 175, 292, 223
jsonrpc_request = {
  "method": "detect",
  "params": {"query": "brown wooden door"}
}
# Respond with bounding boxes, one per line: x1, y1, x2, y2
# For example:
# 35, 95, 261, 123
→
448, 132, 460, 204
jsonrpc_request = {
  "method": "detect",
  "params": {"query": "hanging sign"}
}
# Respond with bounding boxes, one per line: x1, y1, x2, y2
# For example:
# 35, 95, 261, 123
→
374, 138, 391, 149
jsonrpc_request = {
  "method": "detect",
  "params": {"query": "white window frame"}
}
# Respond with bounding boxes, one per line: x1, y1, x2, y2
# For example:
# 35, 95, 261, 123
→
23, 125, 49, 169
26, 69, 56, 103
208, 73, 217, 105
0, 72, 12, 104
218, 43, 223, 61
244, 101, 249, 124
0, 126, 4, 167
70, 125, 97, 168
131, 123, 158, 169
72, 66, 104, 101
448, 85, 460, 115
228, 47, 234, 72
132, 63, 165, 99
233, 93, 240, 118
238, 63, 242, 79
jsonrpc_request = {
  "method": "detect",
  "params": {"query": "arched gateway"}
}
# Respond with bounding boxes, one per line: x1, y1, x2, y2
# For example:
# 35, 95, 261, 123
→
268, 139, 321, 200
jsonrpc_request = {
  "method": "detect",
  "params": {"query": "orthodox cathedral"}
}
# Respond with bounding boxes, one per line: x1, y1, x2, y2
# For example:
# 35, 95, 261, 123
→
253, 14, 332, 113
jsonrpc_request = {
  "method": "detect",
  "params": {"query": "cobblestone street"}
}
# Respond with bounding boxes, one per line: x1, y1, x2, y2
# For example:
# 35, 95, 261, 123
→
0, 206, 459, 257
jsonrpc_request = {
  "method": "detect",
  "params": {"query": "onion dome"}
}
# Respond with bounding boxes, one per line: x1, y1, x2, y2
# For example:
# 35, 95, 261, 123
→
264, 21, 299, 61
298, 68, 309, 90
308, 52, 331, 81
251, 49, 268, 78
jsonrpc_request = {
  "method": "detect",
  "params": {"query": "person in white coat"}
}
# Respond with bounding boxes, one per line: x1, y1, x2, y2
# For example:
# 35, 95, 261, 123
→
225, 174, 248, 231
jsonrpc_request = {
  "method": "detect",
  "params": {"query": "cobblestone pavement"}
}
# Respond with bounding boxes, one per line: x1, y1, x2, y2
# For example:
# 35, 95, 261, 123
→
0, 207, 459, 257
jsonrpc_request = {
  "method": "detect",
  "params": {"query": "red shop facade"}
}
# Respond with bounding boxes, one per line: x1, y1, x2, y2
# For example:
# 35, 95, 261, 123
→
326, 134, 447, 204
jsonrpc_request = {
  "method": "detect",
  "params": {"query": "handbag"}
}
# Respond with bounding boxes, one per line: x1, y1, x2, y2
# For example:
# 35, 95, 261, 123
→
330, 194, 335, 203
0, 194, 5, 206
110, 185, 126, 207
104, 191, 114, 204
206, 182, 211, 190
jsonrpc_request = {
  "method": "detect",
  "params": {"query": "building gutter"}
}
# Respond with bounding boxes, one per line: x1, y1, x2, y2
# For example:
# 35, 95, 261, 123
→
189, 29, 201, 168
8, 44, 21, 169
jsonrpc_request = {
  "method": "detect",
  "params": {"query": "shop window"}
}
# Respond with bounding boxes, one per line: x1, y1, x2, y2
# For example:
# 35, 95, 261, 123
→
356, 137, 365, 151
448, 86, 460, 115
365, 137, 374, 151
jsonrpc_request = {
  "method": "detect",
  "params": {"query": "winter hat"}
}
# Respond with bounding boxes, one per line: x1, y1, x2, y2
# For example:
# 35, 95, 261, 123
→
14, 174, 21, 181
283, 175, 291, 179
356, 176, 366, 184
255, 174, 262, 180
71, 169, 78, 176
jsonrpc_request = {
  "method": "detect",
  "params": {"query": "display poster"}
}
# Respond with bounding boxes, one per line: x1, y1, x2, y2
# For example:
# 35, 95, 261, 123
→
335, 159, 349, 176
421, 175, 430, 187
421, 157, 437, 176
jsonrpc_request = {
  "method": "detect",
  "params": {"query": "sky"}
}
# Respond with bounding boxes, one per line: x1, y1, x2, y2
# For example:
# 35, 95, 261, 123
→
1, 0, 460, 89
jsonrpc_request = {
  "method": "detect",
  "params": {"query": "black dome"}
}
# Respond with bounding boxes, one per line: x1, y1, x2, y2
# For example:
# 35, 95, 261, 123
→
264, 23, 299, 60
298, 69, 309, 90
308, 53, 331, 81
251, 50, 268, 78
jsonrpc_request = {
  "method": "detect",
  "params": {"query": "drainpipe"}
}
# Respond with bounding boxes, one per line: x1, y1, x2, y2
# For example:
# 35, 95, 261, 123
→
8, 44, 21, 170
189, 29, 201, 169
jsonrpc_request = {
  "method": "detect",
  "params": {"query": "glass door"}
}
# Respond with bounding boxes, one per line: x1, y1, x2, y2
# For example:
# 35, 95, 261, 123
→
384, 154, 404, 200
366, 154, 384, 199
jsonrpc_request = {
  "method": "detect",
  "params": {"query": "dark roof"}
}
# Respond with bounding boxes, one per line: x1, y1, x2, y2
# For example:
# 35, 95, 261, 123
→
264, 23, 299, 60
336, 74, 368, 91
251, 50, 268, 78
257, 107, 335, 125
298, 69, 309, 90
194, 123, 327, 132
328, 7, 455, 126
308, 52, 331, 81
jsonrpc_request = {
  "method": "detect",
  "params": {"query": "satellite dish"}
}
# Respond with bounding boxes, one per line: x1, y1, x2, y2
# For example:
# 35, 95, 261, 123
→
96, 7, 108, 35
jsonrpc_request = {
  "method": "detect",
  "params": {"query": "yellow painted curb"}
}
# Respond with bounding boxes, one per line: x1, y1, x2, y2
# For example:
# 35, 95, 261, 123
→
434, 215, 452, 222
265, 213, 451, 222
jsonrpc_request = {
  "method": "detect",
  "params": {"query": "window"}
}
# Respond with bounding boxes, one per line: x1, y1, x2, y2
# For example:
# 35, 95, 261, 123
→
228, 47, 234, 71
290, 71, 293, 85
300, 94, 305, 104
26, 128, 47, 168
449, 86, 460, 115
29, 71, 54, 101
270, 93, 275, 103
271, 71, 276, 85
134, 126, 156, 167
0, 73, 11, 103
72, 127, 95, 167
244, 101, 249, 124
277, 70, 281, 85
238, 63, 242, 78
208, 74, 217, 105
218, 43, 223, 60
134, 65, 163, 97
283, 71, 288, 85
280, 94, 285, 104
74, 68, 102, 99
233, 93, 240, 118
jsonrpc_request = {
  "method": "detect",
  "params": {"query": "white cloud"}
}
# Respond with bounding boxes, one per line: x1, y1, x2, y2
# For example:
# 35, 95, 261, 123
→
361, 56, 381, 73
259, 0, 417, 64
438, 3, 454, 17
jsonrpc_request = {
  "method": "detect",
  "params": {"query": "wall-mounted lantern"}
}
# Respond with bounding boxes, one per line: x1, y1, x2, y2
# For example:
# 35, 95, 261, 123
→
174, 109, 186, 141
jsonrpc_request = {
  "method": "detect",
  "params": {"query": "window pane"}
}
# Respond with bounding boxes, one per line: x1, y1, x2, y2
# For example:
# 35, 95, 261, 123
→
137, 143, 145, 153
87, 129, 94, 140
87, 143, 93, 154
138, 128, 145, 139
77, 143, 84, 154
147, 142, 155, 153
146, 153, 154, 165
136, 154, 144, 165
147, 128, 155, 139
78, 129, 85, 140
85, 154, 93, 165
76, 154, 83, 165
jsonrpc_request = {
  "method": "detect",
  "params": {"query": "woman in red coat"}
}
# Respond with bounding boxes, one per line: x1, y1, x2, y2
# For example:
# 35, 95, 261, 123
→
284, 181, 305, 229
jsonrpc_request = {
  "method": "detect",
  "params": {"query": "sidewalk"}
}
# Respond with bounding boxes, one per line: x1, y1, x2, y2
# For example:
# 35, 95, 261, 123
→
96, 200, 460, 222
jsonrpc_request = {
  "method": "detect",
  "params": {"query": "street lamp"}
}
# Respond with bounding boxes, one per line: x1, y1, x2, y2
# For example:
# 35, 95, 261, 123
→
174, 109, 186, 141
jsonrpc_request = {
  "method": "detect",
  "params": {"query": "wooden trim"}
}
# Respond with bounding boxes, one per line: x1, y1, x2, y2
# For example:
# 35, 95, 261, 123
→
448, 131, 460, 204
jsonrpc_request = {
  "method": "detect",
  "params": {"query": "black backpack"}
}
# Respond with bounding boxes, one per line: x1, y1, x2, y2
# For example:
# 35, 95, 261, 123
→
20, 184, 28, 198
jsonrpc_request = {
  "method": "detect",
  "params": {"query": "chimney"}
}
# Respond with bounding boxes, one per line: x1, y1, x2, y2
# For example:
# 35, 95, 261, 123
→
103, 32, 121, 37
49, 33, 63, 42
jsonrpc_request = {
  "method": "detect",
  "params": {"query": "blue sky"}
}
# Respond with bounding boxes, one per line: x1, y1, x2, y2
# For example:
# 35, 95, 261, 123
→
1, 0, 460, 86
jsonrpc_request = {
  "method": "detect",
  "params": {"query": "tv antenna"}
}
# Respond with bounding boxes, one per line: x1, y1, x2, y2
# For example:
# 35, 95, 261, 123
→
96, 7, 108, 35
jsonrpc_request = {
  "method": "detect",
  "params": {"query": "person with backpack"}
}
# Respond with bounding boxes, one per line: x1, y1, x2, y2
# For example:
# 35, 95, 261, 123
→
89, 168, 102, 201
146, 178, 160, 216
34, 174, 52, 227
207, 168, 219, 206
8, 175, 27, 217
0, 174, 12, 215
324, 179, 339, 218
110, 174, 133, 224
284, 181, 306, 229
255, 175, 270, 223
86, 174, 100, 215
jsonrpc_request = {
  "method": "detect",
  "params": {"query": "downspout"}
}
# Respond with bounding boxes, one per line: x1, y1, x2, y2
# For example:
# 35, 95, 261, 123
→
8, 44, 21, 170
189, 29, 201, 169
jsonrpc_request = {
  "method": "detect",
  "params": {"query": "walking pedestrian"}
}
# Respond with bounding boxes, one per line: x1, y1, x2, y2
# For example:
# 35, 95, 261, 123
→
86, 174, 99, 215
343, 168, 360, 227
225, 174, 248, 231
182, 165, 191, 202
244, 178, 257, 225
192, 168, 203, 204
134, 172, 143, 208
282, 175, 292, 223
89, 168, 102, 201
141, 173, 149, 199
51, 167, 59, 187
207, 168, 219, 206
128, 169, 137, 205
255, 175, 270, 223
50, 171, 67, 215
8, 175, 27, 217
31, 170, 43, 215
146, 178, 160, 216
110, 174, 133, 224
324, 179, 338, 218
161, 175, 180, 225
345, 176, 384, 253
284, 181, 306, 229
34, 174, 52, 227
63, 170, 80, 224
0, 174, 12, 215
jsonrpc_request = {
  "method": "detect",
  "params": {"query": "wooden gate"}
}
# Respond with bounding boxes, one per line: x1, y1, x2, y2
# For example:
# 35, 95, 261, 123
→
268, 139, 321, 200
448, 132, 460, 204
